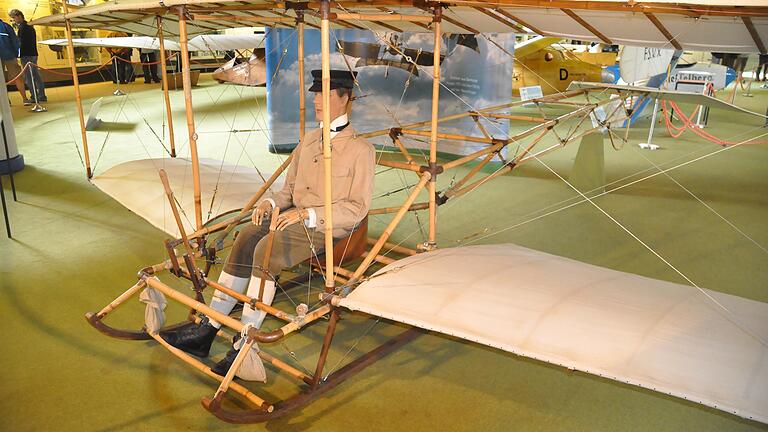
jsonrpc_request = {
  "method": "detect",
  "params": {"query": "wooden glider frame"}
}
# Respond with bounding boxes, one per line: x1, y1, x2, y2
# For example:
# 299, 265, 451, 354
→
71, 0, 631, 423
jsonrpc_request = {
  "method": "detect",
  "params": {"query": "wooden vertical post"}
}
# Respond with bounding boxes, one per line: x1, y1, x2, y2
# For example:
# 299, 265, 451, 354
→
297, 12, 306, 141
319, 0, 334, 292
311, 0, 337, 389
176, 7, 203, 230
156, 16, 177, 158
427, 5, 442, 248
62, 2, 91, 179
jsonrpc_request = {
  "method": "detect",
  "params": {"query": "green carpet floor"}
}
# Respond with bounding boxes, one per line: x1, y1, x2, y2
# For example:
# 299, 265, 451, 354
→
1, 76, 767, 431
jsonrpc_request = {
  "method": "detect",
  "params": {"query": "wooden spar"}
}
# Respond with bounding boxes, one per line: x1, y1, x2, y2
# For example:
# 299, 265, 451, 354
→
149, 332, 273, 411
158, 170, 194, 257
442, 140, 506, 170
481, 113, 548, 123
320, 0, 334, 293
146, 276, 243, 329
297, 12, 306, 141
401, 128, 494, 144
442, 151, 496, 199
96, 280, 147, 317
376, 159, 422, 172
203, 276, 293, 322
258, 209, 280, 300
361, 251, 396, 265
258, 351, 312, 384
368, 202, 429, 215
358, 90, 586, 139
212, 153, 294, 242
156, 16, 177, 157
350, 172, 431, 283
330, 12, 433, 22
427, 5, 442, 248
472, 115, 491, 139
62, 2, 91, 179
212, 336, 257, 401
191, 15, 294, 22
365, 237, 418, 256
176, 7, 203, 230
390, 134, 416, 165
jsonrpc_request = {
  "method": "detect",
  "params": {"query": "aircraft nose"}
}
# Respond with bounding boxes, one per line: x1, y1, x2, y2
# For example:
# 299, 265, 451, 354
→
601, 69, 616, 83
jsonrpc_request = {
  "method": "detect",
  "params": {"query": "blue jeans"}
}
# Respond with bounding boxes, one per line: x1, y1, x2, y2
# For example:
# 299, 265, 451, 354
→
20, 56, 46, 101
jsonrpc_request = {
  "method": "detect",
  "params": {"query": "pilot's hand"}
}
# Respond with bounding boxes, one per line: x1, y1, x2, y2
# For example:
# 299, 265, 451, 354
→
274, 208, 309, 231
252, 200, 273, 225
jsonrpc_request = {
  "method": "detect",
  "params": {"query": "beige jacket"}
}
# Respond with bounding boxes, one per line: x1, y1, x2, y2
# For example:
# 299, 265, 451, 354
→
271, 126, 375, 238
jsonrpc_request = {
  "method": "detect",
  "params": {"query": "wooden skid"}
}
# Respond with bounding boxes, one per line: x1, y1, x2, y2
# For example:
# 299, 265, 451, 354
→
202, 327, 423, 423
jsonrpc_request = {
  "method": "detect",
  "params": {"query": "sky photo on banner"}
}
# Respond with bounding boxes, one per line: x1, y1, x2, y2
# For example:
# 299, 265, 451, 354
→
266, 28, 515, 155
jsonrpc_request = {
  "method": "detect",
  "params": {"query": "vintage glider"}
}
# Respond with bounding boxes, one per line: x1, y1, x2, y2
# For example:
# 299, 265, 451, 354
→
30, 0, 768, 426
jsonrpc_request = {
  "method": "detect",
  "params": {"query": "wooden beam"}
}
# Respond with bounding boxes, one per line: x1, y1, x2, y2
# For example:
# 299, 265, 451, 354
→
644, 12, 682, 50
472, 7, 525, 33
561, 8, 613, 45
492, 8, 546, 35
439, 13, 478, 34
742, 17, 767, 54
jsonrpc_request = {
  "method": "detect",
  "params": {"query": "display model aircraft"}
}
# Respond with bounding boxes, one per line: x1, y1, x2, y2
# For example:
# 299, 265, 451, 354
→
512, 36, 617, 95
338, 34, 617, 95
30, 0, 768, 426
40, 34, 267, 87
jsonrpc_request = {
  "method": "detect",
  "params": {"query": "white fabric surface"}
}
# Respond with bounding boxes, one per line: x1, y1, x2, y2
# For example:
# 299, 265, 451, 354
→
92, 158, 282, 238
139, 286, 167, 333
339, 244, 768, 423
31, 2, 768, 53
233, 334, 266, 382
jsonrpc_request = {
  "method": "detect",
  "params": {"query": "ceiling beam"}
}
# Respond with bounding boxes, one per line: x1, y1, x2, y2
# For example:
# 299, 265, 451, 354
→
561, 8, 612, 45
644, 12, 682, 50
742, 16, 766, 54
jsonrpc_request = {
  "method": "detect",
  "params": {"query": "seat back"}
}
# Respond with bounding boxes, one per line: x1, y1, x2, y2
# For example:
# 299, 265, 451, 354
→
313, 216, 368, 269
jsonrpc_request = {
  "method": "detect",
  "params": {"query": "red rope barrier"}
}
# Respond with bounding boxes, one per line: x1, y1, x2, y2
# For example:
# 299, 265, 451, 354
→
5, 52, 182, 83
660, 90, 768, 146
114, 52, 179, 66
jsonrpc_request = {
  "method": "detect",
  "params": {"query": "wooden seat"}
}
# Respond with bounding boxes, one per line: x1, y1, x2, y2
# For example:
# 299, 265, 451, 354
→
312, 216, 368, 268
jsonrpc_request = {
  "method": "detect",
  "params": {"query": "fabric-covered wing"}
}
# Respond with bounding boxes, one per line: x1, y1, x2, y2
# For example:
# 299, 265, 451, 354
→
39, 36, 182, 51
568, 81, 768, 118
338, 244, 768, 423
187, 34, 266, 51
91, 158, 281, 237
29, 1, 768, 53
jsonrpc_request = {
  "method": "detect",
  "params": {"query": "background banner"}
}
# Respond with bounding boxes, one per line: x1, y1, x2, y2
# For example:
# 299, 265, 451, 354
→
266, 29, 515, 155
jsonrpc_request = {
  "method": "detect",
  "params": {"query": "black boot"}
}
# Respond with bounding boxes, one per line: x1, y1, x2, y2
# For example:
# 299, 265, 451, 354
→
159, 317, 218, 357
211, 334, 241, 377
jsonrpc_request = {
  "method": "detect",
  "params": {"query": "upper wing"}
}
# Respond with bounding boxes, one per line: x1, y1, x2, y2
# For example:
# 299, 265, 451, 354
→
187, 34, 265, 52
568, 81, 768, 118
30, 1, 768, 53
338, 244, 768, 424
39, 36, 182, 51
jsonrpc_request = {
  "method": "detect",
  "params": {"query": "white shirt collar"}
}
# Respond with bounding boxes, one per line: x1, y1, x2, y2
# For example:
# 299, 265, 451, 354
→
319, 114, 349, 139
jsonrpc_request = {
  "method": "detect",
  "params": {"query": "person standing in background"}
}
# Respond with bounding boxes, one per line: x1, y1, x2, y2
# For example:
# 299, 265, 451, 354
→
106, 31, 134, 84
0, 16, 27, 104
139, 47, 160, 84
9, 9, 45, 103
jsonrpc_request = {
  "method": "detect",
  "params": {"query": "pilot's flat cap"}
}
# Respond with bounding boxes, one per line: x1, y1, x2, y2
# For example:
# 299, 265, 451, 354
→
308, 69, 357, 92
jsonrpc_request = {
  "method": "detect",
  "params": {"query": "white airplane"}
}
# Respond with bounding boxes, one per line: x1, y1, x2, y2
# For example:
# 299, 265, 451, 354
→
29, 0, 768, 426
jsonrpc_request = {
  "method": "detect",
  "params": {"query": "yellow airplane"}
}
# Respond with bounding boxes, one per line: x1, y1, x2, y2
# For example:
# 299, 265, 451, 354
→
513, 37, 617, 96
